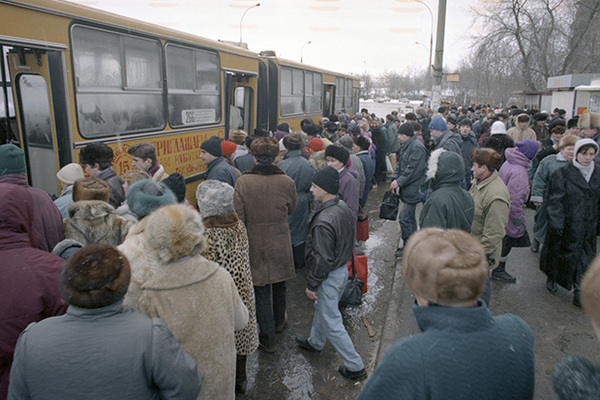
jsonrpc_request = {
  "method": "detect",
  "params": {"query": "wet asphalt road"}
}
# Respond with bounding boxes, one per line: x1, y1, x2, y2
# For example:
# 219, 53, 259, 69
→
238, 182, 600, 400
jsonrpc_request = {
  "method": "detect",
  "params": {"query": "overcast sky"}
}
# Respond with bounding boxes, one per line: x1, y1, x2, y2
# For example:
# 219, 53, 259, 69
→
67, 0, 484, 77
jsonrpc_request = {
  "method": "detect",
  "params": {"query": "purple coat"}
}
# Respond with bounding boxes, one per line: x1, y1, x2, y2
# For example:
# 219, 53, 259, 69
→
499, 147, 531, 238
338, 168, 359, 222
0, 183, 67, 398
0, 174, 64, 252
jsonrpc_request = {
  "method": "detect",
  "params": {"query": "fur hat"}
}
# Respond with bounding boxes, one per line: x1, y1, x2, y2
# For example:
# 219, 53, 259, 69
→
144, 204, 206, 263
56, 163, 85, 186
60, 244, 131, 308
567, 117, 580, 130
73, 178, 110, 202
490, 121, 507, 135
0, 144, 26, 175
459, 118, 472, 127
308, 137, 324, 152
559, 135, 579, 150
196, 179, 234, 218
574, 138, 599, 156
338, 135, 354, 150
78, 142, 114, 165
514, 139, 540, 161
312, 166, 339, 194
324, 144, 350, 165
398, 122, 415, 137
578, 112, 600, 129
403, 228, 488, 307
470, 147, 502, 171
127, 179, 177, 218
325, 122, 338, 133
429, 117, 447, 131
533, 112, 548, 122
251, 137, 279, 163
162, 173, 186, 203
303, 124, 319, 137
230, 129, 247, 145
200, 136, 223, 157
282, 134, 303, 151
221, 140, 237, 156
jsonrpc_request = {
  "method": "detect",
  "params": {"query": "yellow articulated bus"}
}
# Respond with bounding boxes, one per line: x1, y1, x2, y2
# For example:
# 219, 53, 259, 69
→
0, 0, 359, 202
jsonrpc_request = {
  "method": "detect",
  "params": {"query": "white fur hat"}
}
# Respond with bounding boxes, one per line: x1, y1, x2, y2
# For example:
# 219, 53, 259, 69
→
196, 180, 235, 218
56, 163, 84, 185
578, 112, 600, 129
490, 121, 507, 135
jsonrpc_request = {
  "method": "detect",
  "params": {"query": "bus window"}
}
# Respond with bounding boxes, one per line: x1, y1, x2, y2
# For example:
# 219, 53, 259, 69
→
305, 71, 322, 114
71, 25, 165, 137
166, 44, 220, 127
281, 67, 303, 115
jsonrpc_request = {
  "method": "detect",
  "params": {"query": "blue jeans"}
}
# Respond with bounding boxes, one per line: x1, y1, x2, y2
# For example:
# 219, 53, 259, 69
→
399, 201, 418, 243
308, 266, 364, 371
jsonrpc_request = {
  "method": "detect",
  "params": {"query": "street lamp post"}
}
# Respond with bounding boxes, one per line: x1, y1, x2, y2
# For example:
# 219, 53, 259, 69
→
239, 3, 260, 46
412, 0, 434, 93
300, 41, 311, 63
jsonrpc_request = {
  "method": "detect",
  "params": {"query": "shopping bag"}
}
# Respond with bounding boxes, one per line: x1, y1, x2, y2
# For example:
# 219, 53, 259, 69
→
356, 207, 369, 242
340, 252, 365, 307
346, 251, 368, 293
379, 190, 400, 220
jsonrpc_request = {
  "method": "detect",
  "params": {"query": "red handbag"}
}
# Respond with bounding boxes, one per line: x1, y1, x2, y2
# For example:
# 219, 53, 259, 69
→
356, 207, 369, 242
347, 250, 368, 293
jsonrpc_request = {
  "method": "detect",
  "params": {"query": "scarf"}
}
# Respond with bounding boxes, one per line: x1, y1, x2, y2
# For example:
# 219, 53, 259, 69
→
573, 160, 594, 183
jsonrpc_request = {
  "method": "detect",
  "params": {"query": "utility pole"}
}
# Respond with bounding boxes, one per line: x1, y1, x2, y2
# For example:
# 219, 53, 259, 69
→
432, 0, 446, 110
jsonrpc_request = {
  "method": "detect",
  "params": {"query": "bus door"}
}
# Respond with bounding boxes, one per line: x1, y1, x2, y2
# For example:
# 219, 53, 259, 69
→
323, 84, 335, 117
224, 70, 256, 138
6, 45, 70, 197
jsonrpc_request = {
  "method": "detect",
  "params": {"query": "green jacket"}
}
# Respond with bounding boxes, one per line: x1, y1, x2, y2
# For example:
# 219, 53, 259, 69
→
469, 171, 510, 269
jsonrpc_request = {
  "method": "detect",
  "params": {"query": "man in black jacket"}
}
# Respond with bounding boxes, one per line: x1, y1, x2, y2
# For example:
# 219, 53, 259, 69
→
296, 167, 366, 381
79, 142, 125, 209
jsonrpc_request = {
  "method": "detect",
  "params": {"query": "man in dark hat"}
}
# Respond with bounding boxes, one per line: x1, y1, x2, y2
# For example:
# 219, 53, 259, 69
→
532, 112, 550, 141
324, 145, 359, 222
79, 142, 125, 208
200, 135, 237, 187
296, 167, 367, 381
8, 244, 203, 399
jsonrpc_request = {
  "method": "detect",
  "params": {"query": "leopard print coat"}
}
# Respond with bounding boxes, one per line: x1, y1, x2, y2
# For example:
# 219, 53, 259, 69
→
201, 212, 259, 355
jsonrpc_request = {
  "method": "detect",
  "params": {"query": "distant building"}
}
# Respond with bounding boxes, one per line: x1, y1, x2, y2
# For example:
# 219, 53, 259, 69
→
547, 73, 597, 118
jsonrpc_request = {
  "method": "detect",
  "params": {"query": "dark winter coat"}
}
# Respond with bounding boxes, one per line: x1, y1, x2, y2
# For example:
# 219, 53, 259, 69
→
0, 174, 64, 252
206, 156, 237, 187
63, 200, 132, 246
8, 301, 202, 400
97, 167, 126, 209
434, 131, 463, 156
356, 150, 375, 208
460, 132, 478, 185
234, 164, 297, 286
357, 302, 535, 400
394, 136, 428, 204
531, 137, 558, 180
552, 356, 600, 400
0, 183, 67, 399
499, 147, 532, 238
305, 197, 354, 292
278, 150, 315, 246
540, 163, 600, 290
371, 127, 388, 180
420, 150, 474, 232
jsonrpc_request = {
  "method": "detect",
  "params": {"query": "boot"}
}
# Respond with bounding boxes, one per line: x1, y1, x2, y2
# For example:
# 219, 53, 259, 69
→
573, 280, 582, 307
531, 238, 540, 253
492, 262, 517, 283
546, 277, 557, 293
235, 355, 247, 394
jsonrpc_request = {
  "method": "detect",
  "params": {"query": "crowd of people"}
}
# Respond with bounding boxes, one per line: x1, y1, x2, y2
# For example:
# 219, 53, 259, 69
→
1, 104, 600, 399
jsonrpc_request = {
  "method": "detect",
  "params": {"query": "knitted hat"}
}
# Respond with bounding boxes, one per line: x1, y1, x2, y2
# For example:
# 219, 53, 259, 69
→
52, 239, 84, 260
578, 112, 600, 129
459, 118, 472, 127
0, 144, 26, 175
558, 135, 579, 150
127, 179, 177, 218
574, 138, 599, 156
338, 135, 354, 150
324, 144, 350, 165
514, 139, 540, 161
162, 173, 186, 203
230, 129, 247, 145
78, 142, 114, 165
251, 137, 279, 163
60, 244, 131, 308
308, 137, 324, 152
567, 117, 580, 130
56, 163, 84, 186
196, 179, 234, 218
282, 134, 303, 151
398, 122, 415, 137
201, 136, 223, 157
221, 140, 237, 156
72, 178, 110, 202
429, 117, 447, 131
312, 166, 339, 194
402, 228, 488, 307
490, 121, 507, 135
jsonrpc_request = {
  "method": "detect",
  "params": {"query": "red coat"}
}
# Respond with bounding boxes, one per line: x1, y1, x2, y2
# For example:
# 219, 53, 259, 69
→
0, 183, 67, 398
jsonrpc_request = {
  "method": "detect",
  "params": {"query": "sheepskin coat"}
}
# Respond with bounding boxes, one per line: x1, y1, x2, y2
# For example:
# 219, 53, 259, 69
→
234, 164, 297, 286
201, 212, 259, 356
64, 201, 132, 246
138, 253, 248, 400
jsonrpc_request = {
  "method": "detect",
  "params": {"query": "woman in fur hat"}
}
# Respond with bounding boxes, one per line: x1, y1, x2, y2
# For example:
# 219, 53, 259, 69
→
541, 139, 600, 306
137, 205, 249, 400
197, 180, 258, 394
234, 137, 297, 353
